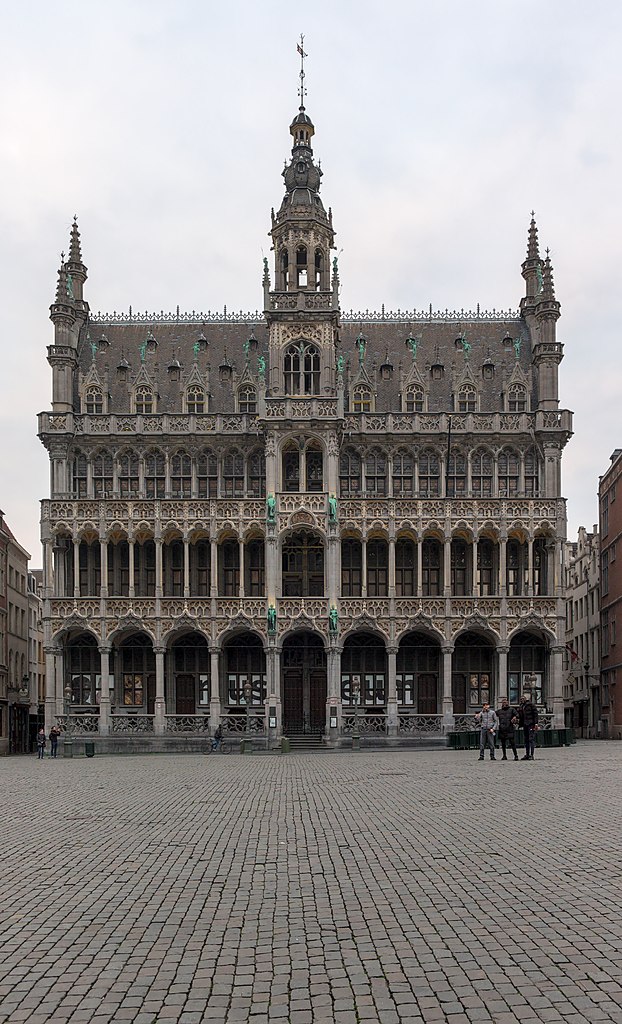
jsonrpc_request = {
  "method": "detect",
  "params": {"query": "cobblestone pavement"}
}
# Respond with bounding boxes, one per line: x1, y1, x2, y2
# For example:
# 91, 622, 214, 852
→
1, 743, 622, 1024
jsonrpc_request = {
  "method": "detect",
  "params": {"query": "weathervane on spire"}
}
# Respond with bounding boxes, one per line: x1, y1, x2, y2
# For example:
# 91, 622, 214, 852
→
297, 34, 308, 108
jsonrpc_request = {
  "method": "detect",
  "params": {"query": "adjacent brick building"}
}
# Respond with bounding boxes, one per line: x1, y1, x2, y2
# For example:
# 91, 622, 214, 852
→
599, 450, 622, 738
564, 526, 600, 736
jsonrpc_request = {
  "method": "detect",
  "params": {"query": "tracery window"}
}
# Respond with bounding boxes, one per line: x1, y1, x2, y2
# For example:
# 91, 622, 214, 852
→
163, 539, 183, 597
478, 539, 497, 596
396, 539, 416, 596
144, 451, 165, 498
248, 450, 266, 498
219, 540, 240, 596
508, 385, 527, 412
171, 452, 192, 498
245, 539, 265, 596
447, 451, 467, 497
85, 386, 103, 414
393, 450, 415, 496
365, 450, 387, 495
524, 448, 539, 497
498, 449, 520, 497
341, 634, 386, 706
339, 448, 361, 496
224, 634, 266, 707
223, 452, 244, 497
367, 540, 388, 597
457, 385, 476, 413
341, 539, 362, 597
422, 539, 442, 596
187, 386, 205, 414
296, 245, 308, 288
352, 389, 372, 413
282, 531, 324, 597
405, 387, 424, 413
451, 539, 471, 596
73, 452, 87, 498
284, 342, 320, 396
418, 450, 440, 497
197, 449, 218, 498
118, 450, 139, 498
118, 634, 154, 708
471, 449, 493, 497
92, 451, 113, 497
238, 386, 257, 414
67, 634, 100, 705
189, 539, 210, 597
507, 539, 527, 596
135, 386, 154, 414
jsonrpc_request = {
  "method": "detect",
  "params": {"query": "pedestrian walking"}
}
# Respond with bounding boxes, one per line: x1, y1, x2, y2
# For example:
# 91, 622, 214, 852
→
474, 702, 498, 760
49, 725, 61, 758
36, 728, 46, 760
497, 699, 519, 760
519, 695, 539, 760
211, 724, 223, 751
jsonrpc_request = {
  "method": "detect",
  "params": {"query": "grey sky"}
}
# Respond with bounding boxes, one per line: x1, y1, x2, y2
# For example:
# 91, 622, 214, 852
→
1, 0, 620, 560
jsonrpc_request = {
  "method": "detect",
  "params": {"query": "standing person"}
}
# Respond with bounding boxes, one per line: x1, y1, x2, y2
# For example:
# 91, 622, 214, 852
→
49, 725, 61, 759
497, 699, 519, 760
36, 728, 46, 760
519, 695, 539, 760
474, 702, 498, 761
211, 724, 223, 752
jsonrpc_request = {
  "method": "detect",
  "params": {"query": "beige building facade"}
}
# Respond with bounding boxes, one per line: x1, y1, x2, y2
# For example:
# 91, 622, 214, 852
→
564, 527, 600, 736
38, 98, 573, 751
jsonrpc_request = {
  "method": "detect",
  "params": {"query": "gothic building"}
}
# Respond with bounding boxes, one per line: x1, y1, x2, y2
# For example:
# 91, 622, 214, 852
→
38, 92, 573, 750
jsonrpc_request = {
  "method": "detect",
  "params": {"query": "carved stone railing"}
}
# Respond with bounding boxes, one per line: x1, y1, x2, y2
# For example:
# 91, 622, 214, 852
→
221, 713, 265, 734
164, 715, 211, 733
339, 598, 390, 621
394, 598, 445, 619
216, 598, 266, 620
341, 410, 573, 436
59, 714, 100, 734
42, 498, 268, 532
398, 714, 444, 734
277, 598, 327, 622
39, 412, 261, 438
341, 713, 387, 735
265, 398, 338, 420
538, 713, 554, 730
452, 715, 478, 732
111, 715, 155, 733
340, 497, 564, 526
277, 493, 327, 514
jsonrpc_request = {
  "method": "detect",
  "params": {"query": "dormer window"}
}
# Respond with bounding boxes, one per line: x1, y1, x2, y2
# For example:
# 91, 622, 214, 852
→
352, 389, 372, 413
85, 386, 103, 415
457, 386, 476, 413
187, 386, 205, 414
405, 387, 424, 413
238, 386, 257, 414
135, 386, 154, 414
508, 385, 527, 412
284, 342, 320, 396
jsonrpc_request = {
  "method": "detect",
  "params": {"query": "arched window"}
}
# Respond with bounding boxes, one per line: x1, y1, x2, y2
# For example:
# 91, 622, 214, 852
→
67, 634, 100, 705
78, 540, 101, 596
367, 539, 388, 596
508, 384, 527, 412
418, 450, 440, 498
339, 448, 361, 496
457, 385, 476, 413
187, 386, 205, 414
341, 634, 386, 706
314, 248, 323, 290
223, 452, 244, 497
393, 450, 414, 496
283, 444, 300, 493
498, 448, 520, 497
135, 385, 154, 414
397, 633, 440, 712
508, 632, 546, 706
284, 342, 320, 396
282, 531, 324, 597
197, 449, 218, 498
163, 538, 183, 596
116, 634, 155, 709
135, 539, 156, 597
452, 633, 494, 712
85, 386, 103, 414
171, 452, 192, 498
451, 538, 471, 596
396, 538, 416, 596
341, 539, 362, 597
245, 539, 265, 596
365, 450, 387, 496
471, 449, 493, 497
145, 450, 165, 498
92, 451, 113, 497
280, 248, 289, 290
73, 452, 87, 497
118, 450, 139, 498
405, 387, 424, 413
189, 539, 210, 597
238, 386, 257, 414
507, 538, 528, 595
219, 540, 240, 596
224, 634, 266, 707
525, 448, 539, 497
352, 388, 372, 413
422, 539, 442, 596
107, 538, 130, 596
306, 444, 323, 492
296, 245, 308, 288
478, 538, 498, 596
248, 450, 266, 498
534, 537, 550, 596
447, 451, 467, 497
172, 634, 210, 712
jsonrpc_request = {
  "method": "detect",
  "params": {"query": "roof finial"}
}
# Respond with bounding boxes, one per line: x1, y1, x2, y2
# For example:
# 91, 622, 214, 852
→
297, 34, 308, 109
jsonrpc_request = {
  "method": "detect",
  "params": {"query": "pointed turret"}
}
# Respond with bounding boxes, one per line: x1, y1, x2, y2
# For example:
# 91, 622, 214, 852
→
64, 216, 88, 309
532, 247, 563, 411
520, 212, 543, 316
48, 253, 79, 413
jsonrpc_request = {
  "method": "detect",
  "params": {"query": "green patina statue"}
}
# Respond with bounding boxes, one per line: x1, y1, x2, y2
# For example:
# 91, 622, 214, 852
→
336, 354, 344, 377
356, 332, 366, 367
328, 494, 337, 523
513, 337, 521, 360
267, 604, 277, 635
266, 493, 276, 525
139, 340, 147, 364
258, 354, 266, 383
406, 333, 420, 360
329, 606, 339, 634
193, 340, 200, 359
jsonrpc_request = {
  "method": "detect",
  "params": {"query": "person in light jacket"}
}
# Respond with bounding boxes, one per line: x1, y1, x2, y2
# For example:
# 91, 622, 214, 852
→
474, 703, 498, 761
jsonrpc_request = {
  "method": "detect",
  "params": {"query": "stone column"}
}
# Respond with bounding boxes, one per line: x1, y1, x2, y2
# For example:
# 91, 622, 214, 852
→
497, 645, 509, 703
361, 537, 367, 597
266, 640, 282, 737
388, 537, 396, 600
155, 536, 163, 598
387, 645, 398, 736
442, 644, 454, 727
550, 644, 565, 726
239, 539, 245, 598
100, 537, 109, 598
499, 532, 507, 598
73, 538, 80, 598
210, 539, 218, 597
128, 539, 135, 598
154, 646, 166, 735
443, 536, 451, 597
209, 647, 221, 730
183, 536, 190, 598
527, 537, 534, 597
326, 643, 342, 742
44, 645, 58, 733
473, 537, 479, 596
417, 537, 423, 596
98, 644, 111, 735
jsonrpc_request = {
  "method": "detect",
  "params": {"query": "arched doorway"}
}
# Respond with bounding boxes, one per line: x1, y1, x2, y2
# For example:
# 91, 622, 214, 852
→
508, 631, 546, 707
452, 632, 495, 714
282, 632, 326, 734
170, 632, 210, 714
397, 632, 440, 713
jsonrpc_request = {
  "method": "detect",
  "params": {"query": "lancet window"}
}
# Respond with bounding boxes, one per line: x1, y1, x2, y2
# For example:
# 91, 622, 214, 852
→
85, 386, 103, 414
187, 386, 205, 414
135, 386, 154, 414
284, 342, 320, 396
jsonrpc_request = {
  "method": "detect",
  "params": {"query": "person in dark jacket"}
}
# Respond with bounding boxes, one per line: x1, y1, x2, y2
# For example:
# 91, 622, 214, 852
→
519, 695, 539, 760
36, 728, 46, 760
497, 699, 519, 760
49, 725, 61, 758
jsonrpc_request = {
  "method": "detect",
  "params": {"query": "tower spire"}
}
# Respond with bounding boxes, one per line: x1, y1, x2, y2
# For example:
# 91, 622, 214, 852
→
64, 215, 88, 309
520, 211, 543, 314
297, 34, 307, 110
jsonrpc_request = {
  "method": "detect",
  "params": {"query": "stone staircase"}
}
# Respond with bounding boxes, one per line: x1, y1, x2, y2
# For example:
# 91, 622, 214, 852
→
286, 732, 324, 751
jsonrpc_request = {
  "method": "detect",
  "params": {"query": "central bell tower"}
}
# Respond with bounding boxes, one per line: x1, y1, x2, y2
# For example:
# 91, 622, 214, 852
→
263, 44, 340, 400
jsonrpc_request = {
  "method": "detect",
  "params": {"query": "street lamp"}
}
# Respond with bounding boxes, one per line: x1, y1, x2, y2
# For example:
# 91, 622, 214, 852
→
63, 683, 73, 759
351, 677, 360, 751
243, 679, 252, 754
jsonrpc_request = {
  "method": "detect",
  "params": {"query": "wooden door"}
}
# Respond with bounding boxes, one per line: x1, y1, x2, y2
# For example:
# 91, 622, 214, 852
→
283, 668, 303, 733
175, 674, 195, 715
452, 673, 467, 714
418, 673, 438, 715
309, 668, 327, 731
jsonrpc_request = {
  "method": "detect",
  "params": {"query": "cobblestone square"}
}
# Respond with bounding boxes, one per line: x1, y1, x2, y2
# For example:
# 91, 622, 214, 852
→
1, 743, 621, 1024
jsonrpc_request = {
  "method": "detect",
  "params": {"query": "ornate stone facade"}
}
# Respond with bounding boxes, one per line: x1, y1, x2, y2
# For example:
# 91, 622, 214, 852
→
38, 104, 572, 750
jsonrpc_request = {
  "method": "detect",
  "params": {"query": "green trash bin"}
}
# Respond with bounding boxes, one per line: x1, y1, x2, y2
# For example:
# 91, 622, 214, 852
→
281, 736, 290, 754
85, 741, 95, 758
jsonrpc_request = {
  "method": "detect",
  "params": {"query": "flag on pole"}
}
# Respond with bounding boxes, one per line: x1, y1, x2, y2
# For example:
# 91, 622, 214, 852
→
297, 43, 307, 57
565, 642, 579, 663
